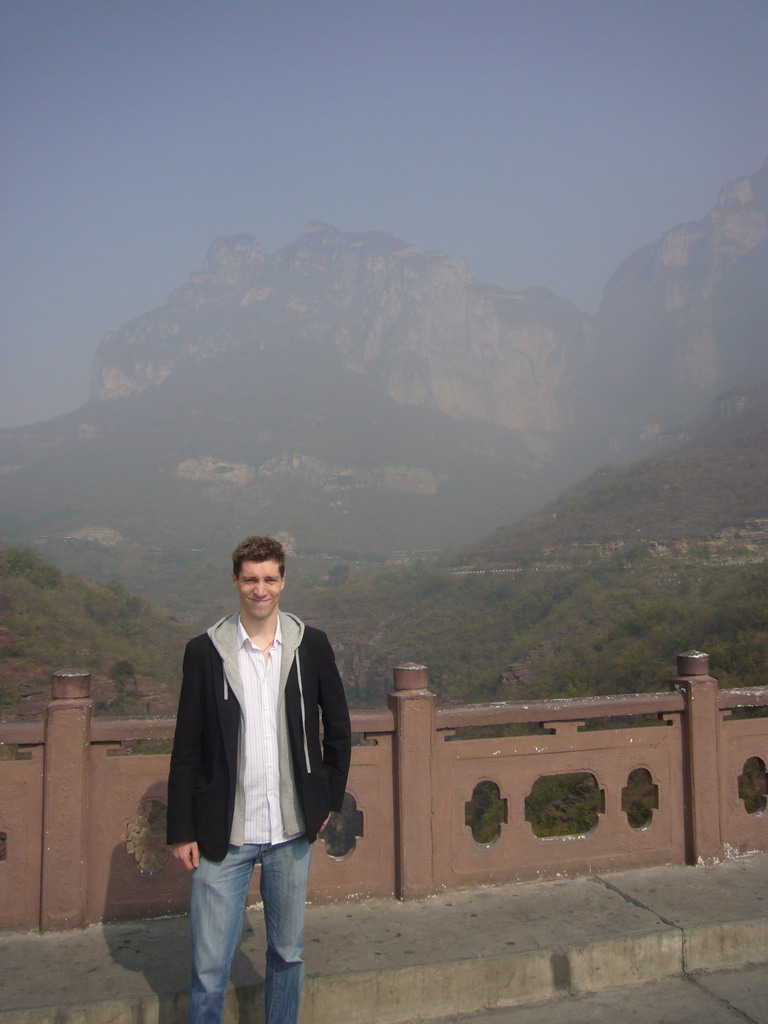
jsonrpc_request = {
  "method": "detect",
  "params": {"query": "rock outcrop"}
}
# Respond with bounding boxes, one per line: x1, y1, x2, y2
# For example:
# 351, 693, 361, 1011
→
91, 223, 590, 435
2, 161, 766, 566
593, 158, 768, 427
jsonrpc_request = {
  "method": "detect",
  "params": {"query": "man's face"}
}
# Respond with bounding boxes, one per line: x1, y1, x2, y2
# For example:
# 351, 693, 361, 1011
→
232, 559, 285, 623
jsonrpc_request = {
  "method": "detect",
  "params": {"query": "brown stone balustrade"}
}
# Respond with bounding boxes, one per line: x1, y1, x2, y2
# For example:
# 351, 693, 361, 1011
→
1, 653, 768, 930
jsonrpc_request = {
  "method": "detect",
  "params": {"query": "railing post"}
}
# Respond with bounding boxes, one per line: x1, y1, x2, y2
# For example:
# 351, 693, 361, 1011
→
40, 669, 92, 930
388, 663, 436, 899
672, 650, 723, 864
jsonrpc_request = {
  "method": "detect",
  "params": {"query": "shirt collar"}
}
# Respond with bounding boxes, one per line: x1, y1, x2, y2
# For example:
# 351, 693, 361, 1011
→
237, 614, 283, 651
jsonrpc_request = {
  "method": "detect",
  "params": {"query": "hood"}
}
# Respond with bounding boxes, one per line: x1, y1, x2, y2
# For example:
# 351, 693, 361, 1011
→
207, 610, 304, 658
207, 610, 305, 703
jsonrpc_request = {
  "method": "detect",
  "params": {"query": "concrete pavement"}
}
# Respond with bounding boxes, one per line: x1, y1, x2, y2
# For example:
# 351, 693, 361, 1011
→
1, 854, 767, 1024
428, 966, 768, 1023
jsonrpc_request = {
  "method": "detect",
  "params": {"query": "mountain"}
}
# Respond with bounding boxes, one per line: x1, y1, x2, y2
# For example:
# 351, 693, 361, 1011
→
0, 226, 597, 580
91, 225, 590, 436
0, 162, 766, 617
590, 158, 768, 438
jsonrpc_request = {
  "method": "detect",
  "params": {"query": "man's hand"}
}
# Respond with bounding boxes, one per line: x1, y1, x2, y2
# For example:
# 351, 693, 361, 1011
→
171, 841, 200, 870
319, 814, 332, 833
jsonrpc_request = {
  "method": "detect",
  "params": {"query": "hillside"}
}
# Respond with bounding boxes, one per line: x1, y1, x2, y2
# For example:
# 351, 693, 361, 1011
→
3, 384, 768, 724
304, 381, 768, 707
0, 547, 188, 719
4, 375, 767, 720
466, 382, 768, 565
310, 544, 768, 709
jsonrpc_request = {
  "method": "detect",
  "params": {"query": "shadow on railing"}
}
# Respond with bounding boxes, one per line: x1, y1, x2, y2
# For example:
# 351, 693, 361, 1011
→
1, 652, 768, 930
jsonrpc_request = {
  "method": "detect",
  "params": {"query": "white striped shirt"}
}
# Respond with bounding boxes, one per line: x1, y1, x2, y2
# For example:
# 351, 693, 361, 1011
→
236, 616, 297, 845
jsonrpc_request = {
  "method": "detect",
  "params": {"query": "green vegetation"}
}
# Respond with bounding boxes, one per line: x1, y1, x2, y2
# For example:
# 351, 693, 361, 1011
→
0, 547, 189, 718
466, 780, 507, 844
33, 537, 234, 631
622, 768, 659, 829
738, 757, 768, 815
465, 768, 660, 843
3, 536, 768, 722
311, 549, 768, 707
525, 773, 602, 838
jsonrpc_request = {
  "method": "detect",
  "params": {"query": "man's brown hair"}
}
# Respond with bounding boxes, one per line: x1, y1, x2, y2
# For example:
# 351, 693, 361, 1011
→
231, 536, 286, 578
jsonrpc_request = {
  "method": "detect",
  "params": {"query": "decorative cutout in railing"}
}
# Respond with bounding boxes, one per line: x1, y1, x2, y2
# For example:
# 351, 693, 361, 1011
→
622, 768, 659, 829
738, 756, 768, 815
321, 792, 364, 859
525, 773, 604, 838
465, 780, 508, 844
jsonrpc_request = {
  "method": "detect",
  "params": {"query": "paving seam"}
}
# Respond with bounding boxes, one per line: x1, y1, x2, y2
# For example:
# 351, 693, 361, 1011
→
687, 973, 761, 1024
590, 874, 683, 930
592, 877, 768, 980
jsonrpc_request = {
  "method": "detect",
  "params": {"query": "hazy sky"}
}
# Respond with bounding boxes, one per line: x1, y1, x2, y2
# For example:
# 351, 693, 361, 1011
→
2, 0, 766, 428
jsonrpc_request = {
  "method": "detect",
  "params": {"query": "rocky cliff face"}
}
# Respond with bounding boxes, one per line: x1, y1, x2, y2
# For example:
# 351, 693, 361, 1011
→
91, 223, 590, 436
594, 158, 768, 427
91, 162, 768, 452
91, 158, 768, 448
2, 162, 766, 571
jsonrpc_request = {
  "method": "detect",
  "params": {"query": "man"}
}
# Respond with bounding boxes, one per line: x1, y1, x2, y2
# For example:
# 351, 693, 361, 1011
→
167, 536, 351, 1024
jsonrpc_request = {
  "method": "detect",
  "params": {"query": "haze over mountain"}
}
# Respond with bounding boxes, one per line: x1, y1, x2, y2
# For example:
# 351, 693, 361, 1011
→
0, 161, 766, 599
6, 2, 765, 432
468, 380, 768, 567
593, 159, 768, 433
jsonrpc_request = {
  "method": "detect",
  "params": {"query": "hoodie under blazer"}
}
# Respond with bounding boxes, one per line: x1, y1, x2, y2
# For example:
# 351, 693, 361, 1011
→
167, 610, 352, 862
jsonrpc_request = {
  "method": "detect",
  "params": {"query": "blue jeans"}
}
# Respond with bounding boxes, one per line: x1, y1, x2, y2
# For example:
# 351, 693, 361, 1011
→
189, 836, 312, 1024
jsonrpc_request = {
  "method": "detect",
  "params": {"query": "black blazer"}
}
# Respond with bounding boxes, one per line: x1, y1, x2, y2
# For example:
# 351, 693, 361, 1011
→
167, 624, 351, 862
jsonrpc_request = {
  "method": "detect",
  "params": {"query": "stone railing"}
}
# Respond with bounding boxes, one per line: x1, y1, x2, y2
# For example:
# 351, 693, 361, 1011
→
1, 652, 767, 931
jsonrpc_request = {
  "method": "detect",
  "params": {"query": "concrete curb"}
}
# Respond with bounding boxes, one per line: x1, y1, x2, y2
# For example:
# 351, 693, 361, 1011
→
303, 919, 768, 1024
2, 918, 767, 1024
2, 857, 767, 1024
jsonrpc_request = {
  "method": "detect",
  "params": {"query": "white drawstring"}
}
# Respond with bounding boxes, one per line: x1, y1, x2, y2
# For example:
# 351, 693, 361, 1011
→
295, 650, 312, 772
